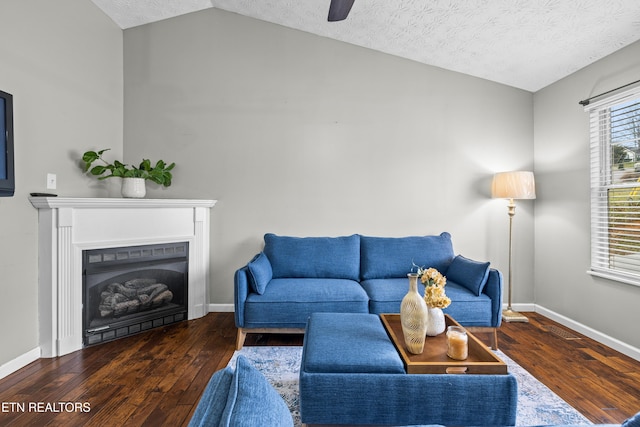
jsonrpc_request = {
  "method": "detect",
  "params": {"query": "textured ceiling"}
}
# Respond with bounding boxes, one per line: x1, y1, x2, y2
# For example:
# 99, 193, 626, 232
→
90, 0, 640, 92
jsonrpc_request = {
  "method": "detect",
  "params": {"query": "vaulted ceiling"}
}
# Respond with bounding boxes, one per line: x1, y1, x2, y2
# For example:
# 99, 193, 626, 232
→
90, 0, 640, 92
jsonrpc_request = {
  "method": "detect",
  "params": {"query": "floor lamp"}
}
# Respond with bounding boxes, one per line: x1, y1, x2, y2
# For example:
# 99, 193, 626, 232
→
492, 171, 536, 323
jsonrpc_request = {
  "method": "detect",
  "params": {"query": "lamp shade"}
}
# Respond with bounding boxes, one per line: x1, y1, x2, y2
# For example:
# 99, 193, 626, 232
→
492, 171, 536, 199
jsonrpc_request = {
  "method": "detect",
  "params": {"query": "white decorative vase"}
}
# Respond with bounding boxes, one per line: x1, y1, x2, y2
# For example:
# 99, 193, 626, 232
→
400, 273, 428, 354
121, 177, 146, 198
425, 306, 446, 336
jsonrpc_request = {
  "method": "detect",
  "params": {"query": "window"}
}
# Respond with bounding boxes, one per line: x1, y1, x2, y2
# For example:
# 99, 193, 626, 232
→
588, 86, 640, 286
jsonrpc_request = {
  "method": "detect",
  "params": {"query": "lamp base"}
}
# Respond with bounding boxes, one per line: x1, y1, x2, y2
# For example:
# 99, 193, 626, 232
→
502, 309, 529, 323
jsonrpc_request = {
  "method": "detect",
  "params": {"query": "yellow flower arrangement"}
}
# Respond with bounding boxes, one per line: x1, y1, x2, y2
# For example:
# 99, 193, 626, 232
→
417, 267, 451, 309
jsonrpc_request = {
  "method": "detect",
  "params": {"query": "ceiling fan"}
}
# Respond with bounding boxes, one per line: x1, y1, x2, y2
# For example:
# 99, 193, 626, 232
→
328, 0, 355, 22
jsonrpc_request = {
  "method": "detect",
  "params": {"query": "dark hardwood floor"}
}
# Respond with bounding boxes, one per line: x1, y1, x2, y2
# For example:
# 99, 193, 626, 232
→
0, 312, 638, 426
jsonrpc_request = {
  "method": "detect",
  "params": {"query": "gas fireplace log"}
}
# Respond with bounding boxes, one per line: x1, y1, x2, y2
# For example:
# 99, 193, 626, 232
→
149, 284, 168, 300
100, 292, 128, 305
124, 278, 157, 289
136, 283, 168, 299
98, 280, 174, 318
137, 283, 169, 309
151, 290, 173, 308
99, 293, 127, 315
113, 299, 141, 317
106, 282, 138, 299
99, 306, 114, 317
99, 292, 128, 317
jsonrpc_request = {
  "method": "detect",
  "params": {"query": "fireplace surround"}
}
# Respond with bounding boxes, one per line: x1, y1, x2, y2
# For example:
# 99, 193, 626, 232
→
30, 197, 216, 357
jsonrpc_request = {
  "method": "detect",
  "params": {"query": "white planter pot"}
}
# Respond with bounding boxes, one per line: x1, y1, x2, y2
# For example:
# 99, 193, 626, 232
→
121, 178, 146, 198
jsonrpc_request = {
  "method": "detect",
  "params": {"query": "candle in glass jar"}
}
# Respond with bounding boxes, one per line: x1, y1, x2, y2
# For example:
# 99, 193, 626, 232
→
447, 326, 468, 360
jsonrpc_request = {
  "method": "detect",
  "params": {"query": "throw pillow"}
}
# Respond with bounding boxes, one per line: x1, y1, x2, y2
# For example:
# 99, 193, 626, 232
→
247, 252, 272, 295
187, 366, 233, 427
446, 255, 490, 296
219, 356, 293, 427
622, 411, 640, 427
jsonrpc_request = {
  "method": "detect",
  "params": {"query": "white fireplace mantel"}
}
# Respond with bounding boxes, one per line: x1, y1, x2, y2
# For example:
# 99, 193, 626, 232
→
30, 197, 217, 357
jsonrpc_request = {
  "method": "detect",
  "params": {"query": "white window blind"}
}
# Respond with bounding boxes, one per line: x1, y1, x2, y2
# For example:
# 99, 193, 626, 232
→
588, 86, 640, 286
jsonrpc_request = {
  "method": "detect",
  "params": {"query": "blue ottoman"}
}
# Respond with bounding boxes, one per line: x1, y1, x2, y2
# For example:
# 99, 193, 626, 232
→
299, 312, 518, 426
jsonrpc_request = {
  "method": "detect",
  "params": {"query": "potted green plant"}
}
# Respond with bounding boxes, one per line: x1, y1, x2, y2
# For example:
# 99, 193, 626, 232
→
82, 148, 175, 198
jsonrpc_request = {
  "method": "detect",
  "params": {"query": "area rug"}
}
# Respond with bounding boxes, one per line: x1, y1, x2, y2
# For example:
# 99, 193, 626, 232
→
229, 346, 592, 426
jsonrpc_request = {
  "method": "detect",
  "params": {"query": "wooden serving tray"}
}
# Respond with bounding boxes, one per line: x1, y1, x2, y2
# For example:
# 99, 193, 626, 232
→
380, 313, 507, 374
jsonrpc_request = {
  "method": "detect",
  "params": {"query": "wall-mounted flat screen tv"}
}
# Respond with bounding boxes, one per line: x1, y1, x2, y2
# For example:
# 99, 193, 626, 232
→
0, 90, 15, 197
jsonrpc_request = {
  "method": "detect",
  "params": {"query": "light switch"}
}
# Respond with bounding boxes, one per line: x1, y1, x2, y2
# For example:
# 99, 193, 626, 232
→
47, 173, 57, 190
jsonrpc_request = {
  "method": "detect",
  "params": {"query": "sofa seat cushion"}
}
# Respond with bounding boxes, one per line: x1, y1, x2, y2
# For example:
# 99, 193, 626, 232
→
244, 278, 369, 328
442, 282, 493, 326
360, 233, 454, 280
361, 277, 421, 314
303, 313, 405, 374
264, 234, 360, 280
362, 279, 492, 326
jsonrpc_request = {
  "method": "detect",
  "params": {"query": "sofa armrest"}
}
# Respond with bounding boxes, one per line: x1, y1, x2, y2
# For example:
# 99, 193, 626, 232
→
482, 268, 503, 327
234, 266, 251, 328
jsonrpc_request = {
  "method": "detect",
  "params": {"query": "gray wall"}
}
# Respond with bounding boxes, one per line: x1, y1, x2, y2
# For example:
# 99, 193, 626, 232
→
123, 9, 535, 308
534, 41, 640, 350
0, 0, 123, 367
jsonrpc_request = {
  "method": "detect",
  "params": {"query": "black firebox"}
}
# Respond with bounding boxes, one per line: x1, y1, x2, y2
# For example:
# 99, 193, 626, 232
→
82, 242, 188, 347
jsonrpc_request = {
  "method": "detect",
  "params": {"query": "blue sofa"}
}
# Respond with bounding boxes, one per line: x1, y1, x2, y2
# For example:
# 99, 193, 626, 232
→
234, 232, 503, 349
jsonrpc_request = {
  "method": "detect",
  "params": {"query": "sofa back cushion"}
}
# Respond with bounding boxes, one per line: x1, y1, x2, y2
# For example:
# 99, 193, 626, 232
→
264, 234, 360, 280
360, 233, 454, 280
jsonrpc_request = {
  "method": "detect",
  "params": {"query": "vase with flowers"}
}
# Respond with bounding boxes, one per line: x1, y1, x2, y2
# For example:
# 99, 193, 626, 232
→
417, 266, 451, 336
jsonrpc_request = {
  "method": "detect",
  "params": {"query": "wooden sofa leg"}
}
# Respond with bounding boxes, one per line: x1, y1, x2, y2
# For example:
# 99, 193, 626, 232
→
236, 328, 247, 351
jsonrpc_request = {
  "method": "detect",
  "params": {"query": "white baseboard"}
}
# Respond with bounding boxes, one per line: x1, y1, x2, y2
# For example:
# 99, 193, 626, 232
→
506, 303, 536, 312
534, 305, 640, 362
208, 303, 234, 312
0, 347, 40, 380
